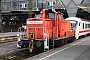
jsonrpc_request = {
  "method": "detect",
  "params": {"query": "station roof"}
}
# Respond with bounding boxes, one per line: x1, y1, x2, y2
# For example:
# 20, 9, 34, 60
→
77, 0, 90, 13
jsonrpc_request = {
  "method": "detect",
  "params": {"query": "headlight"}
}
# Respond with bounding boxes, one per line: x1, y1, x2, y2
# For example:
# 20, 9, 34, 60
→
17, 33, 21, 37
17, 34, 19, 36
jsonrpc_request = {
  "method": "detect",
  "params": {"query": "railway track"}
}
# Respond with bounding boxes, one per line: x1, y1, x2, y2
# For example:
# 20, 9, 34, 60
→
0, 36, 17, 43
0, 48, 39, 60
0, 41, 38, 60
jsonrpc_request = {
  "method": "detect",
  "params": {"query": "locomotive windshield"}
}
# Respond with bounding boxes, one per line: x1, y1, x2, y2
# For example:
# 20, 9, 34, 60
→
36, 14, 41, 18
35, 10, 54, 18
48, 13, 54, 18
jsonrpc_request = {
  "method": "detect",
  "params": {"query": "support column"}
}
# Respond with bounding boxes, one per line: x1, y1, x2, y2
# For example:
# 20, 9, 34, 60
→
29, 0, 32, 18
0, 0, 2, 32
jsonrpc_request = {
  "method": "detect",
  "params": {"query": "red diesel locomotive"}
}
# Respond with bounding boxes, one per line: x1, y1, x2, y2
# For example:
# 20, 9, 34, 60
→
17, 9, 75, 52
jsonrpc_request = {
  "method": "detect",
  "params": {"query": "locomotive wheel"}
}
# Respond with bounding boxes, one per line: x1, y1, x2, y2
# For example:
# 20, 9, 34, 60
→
35, 41, 44, 53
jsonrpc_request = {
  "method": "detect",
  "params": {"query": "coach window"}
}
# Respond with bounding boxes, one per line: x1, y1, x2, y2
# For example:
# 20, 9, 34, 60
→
89, 24, 90, 28
88, 24, 90, 28
79, 22, 80, 26
86, 24, 88, 28
88, 24, 89, 28
83, 23, 84, 29
85, 24, 87, 28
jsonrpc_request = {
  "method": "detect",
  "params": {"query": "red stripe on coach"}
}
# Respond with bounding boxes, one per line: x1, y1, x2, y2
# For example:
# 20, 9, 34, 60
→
79, 30, 90, 33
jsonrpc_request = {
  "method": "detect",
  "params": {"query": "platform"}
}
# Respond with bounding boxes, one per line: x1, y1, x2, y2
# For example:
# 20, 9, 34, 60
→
0, 32, 26, 43
0, 32, 26, 37
26, 36, 90, 60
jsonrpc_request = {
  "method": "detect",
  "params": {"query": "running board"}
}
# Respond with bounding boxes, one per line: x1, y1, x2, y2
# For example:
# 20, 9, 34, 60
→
54, 36, 74, 40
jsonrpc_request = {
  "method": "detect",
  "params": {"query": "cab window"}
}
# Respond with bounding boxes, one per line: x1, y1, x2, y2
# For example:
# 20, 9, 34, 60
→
36, 14, 41, 18
48, 13, 54, 18
60, 14, 64, 20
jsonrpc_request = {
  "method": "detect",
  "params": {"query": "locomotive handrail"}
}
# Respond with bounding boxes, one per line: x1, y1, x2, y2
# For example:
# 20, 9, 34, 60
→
45, 27, 49, 38
44, 27, 49, 50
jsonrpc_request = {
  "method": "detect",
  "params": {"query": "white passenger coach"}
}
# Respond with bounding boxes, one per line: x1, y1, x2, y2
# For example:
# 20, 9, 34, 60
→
65, 17, 90, 39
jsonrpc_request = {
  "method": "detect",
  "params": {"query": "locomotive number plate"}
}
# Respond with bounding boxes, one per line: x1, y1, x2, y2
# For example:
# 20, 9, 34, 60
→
27, 21, 43, 24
